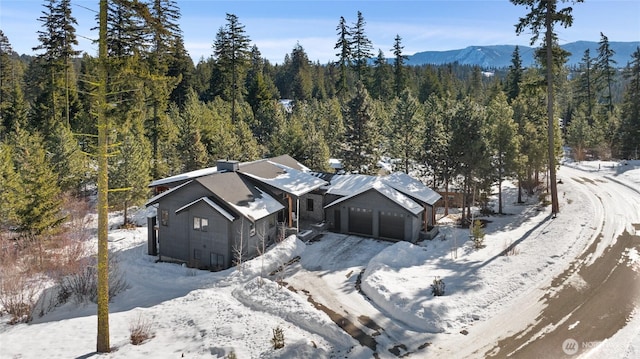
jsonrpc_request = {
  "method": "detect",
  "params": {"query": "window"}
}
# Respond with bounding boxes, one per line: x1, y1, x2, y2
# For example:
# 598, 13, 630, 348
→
193, 217, 208, 232
211, 253, 224, 270
160, 209, 169, 226
306, 198, 314, 212
249, 221, 255, 236
193, 249, 201, 260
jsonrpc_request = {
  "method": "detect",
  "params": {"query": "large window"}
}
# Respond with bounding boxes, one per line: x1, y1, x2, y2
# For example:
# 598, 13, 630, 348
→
193, 217, 208, 231
160, 209, 169, 226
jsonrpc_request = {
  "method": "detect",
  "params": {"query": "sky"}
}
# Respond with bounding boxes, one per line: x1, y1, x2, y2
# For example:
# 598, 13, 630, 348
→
1, 0, 639, 64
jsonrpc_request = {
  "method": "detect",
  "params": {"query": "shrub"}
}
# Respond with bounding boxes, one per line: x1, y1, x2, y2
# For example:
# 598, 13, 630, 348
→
271, 326, 285, 349
471, 220, 485, 249
57, 251, 128, 304
129, 314, 154, 345
226, 351, 237, 359
0, 272, 41, 324
431, 277, 445, 296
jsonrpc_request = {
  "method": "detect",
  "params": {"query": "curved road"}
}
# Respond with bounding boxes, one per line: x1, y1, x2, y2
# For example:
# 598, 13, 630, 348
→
479, 165, 640, 358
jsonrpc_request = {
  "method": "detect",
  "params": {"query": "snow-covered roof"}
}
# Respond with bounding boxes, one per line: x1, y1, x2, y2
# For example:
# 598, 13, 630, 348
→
196, 172, 284, 222
149, 166, 219, 187
240, 161, 327, 197
227, 187, 284, 222
175, 197, 236, 222
382, 172, 442, 206
323, 173, 377, 196
324, 180, 423, 215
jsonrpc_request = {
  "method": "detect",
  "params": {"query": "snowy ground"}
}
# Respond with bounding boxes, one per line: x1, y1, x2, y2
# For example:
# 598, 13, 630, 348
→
0, 160, 639, 358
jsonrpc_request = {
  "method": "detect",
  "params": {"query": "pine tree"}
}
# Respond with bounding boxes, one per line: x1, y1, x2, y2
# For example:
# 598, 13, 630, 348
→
505, 46, 523, 103
391, 88, 422, 174
47, 124, 87, 193
0, 141, 22, 230
618, 47, 640, 159
512, 0, 583, 215
371, 49, 392, 100
289, 44, 313, 101
213, 13, 251, 123
334, 16, 352, 96
595, 32, 617, 114
10, 127, 65, 238
350, 11, 373, 82
109, 122, 151, 226
391, 35, 407, 98
32, 0, 82, 132
487, 92, 519, 214
574, 49, 596, 122
175, 91, 208, 171
342, 82, 380, 174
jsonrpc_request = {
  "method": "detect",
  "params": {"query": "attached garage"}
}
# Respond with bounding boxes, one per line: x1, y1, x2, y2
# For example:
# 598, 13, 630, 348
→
324, 183, 424, 242
379, 211, 404, 240
348, 207, 373, 236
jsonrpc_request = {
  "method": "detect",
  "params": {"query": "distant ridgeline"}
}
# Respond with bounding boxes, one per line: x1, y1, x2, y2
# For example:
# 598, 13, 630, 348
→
406, 41, 640, 68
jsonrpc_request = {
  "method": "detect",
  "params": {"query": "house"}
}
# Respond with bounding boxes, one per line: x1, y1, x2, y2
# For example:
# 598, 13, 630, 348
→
145, 156, 326, 269
146, 155, 441, 270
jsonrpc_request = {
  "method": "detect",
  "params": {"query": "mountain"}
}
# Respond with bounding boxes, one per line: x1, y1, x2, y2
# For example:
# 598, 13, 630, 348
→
406, 41, 640, 68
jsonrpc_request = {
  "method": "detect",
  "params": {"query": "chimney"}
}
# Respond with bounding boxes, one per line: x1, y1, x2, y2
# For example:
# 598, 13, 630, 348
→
217, 160, 239, 172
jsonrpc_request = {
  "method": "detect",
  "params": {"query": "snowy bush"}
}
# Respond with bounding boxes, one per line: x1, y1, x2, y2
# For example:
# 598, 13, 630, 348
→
431, 277, 445, 296
0, 272, 41, 324
129, 314, 154, 345
271, 326, 285, 349
57, 251, 128, 304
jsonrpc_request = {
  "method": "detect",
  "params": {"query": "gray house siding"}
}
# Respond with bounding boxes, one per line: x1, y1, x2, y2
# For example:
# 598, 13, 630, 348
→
155, 183, 226, 265
184, 201, 232, 269
325, 190, 423, 242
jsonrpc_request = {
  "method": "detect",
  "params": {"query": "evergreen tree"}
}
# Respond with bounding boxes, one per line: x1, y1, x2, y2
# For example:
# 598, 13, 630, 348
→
371, 49, 393, 100
487, 92, 519, 214
450, 97, 488, 222
505, 45, 523, 103
109, 122, 151, 226
595, 32, 617, 114
0, 141, 22, 230
175, 91, 208, 171
566, 107, 596, 161
11, 127, 65, 238
391, 88, 422, 174
289, 44, 313, 101
574, 49, 596, 122
212, 13, 251, 123
334, 16, 352, 95
47, 124, 87, 193
512, 0, 582, 215
618, 47, 640, 159
32, 0, 82, 133
342, 82, 381, 174
106, 0, 149, 57
350, 11, 373, 82
0, 30, 22, 137
392, 35, 408, 98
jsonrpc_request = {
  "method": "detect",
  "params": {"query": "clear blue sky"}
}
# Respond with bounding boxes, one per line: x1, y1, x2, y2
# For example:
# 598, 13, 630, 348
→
1, 0, 639, 64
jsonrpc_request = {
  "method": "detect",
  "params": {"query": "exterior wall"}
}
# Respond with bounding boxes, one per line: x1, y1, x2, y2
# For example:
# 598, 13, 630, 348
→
185, 201, 231, 269
299, 192, 324, 222
156, 183, 222, 266
325, 190, 422, 242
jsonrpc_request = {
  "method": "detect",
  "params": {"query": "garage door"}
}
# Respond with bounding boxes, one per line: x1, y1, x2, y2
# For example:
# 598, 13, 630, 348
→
379, 211, 404, 240
348, 207, 372, 235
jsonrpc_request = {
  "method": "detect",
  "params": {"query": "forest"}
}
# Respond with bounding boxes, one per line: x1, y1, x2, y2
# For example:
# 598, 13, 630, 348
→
1, 0, 640, 242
